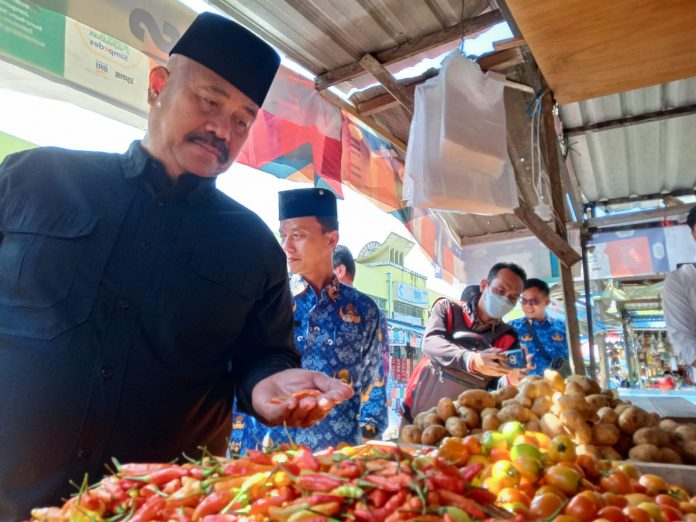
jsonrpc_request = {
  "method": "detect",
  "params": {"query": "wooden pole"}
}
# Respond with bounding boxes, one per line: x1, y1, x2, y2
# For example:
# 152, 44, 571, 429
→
541, 91, 585, 375
581, 240, 597, 379
593, 281, 611, 390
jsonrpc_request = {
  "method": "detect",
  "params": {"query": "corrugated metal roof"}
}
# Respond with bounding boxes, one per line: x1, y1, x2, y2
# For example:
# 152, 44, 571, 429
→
560, 77, 696, 203
209, 0, 489, 77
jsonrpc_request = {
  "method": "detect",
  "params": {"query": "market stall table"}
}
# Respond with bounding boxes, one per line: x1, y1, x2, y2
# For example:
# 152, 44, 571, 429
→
619, 389, 696, 422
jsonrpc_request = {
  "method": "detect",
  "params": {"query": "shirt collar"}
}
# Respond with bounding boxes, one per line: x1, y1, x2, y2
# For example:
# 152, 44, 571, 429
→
121, 140, 216, 204
527, 316, 551, 326
291, 274, 341, 302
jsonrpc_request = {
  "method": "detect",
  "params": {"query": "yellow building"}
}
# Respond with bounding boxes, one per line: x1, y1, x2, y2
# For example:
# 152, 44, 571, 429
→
353, 233, 450, 378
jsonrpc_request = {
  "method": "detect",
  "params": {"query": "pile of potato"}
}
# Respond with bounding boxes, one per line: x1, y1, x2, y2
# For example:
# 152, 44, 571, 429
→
400, 369, 696, 465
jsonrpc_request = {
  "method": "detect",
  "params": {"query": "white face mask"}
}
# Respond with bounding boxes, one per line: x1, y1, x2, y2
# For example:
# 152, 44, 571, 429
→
483, 287, 516, 319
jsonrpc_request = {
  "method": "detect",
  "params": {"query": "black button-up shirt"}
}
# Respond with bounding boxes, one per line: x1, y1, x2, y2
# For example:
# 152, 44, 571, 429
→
0, 142, 300, 521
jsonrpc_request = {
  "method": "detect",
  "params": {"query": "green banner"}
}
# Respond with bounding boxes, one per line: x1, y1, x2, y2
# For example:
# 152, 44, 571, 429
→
0, 130, 36, 163
0, 0, 65, 75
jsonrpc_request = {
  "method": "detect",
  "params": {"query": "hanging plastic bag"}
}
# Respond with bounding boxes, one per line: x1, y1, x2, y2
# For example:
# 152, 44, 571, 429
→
439, 52, 509, 178
403, 69, 517, 215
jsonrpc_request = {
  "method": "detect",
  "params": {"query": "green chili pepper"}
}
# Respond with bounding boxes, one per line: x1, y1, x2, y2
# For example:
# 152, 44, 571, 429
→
329, 485, 364, 499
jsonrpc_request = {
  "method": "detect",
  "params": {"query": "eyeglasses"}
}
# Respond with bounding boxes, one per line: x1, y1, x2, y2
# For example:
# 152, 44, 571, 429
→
520, 297, 542, 306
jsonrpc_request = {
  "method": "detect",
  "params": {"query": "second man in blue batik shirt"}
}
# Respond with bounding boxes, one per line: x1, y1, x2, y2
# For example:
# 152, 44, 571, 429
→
509, 278, 568, 376
333, 245, 389, 440
229, 188, 383, 454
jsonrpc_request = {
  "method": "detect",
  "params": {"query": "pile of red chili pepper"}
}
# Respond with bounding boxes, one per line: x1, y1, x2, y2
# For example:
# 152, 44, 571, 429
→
29, 444, 521, 522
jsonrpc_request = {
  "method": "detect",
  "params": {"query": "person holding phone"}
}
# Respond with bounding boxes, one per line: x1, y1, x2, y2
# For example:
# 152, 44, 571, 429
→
402, 263, 527, 422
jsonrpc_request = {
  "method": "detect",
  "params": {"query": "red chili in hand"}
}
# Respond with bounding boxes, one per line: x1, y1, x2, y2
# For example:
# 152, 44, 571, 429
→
268, 389, 322, 404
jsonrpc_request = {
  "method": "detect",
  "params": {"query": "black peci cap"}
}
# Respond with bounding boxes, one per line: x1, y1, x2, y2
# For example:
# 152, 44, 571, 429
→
170, 12, 280, 107
279, 188, 337, 221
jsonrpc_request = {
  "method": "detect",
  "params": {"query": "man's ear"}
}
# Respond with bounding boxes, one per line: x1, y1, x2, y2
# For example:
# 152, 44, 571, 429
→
147, 66, 169, 105
334, 264, 346, 280
326, 230, 339, 249
479, 279, 488, 292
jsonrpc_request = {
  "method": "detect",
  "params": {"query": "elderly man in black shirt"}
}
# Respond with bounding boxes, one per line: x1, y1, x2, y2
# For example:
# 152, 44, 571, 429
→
0, 13, 351, 521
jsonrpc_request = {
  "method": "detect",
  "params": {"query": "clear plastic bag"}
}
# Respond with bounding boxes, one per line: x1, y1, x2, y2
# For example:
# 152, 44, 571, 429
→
439, 53, 508, 179
403, 61, 517, 215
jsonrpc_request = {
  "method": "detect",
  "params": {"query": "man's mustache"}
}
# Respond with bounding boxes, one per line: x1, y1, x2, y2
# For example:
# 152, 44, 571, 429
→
186, 132, 229, 164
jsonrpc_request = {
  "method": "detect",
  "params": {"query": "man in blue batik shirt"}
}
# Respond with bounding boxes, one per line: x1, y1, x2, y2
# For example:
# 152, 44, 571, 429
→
509, 278, 568, 376
333, 245, 388, 440
229, 189, 382, 453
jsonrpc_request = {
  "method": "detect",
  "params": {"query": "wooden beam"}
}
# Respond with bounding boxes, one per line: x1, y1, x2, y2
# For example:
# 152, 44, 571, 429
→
478, 47, 526, 71
586, 202, 695, 229
561, 259, 585, 376
565, 103, 696, 137
513, 205, 581, 266
318, 90, 407, 153
581, 240, 597, 377
505, 88, 540, 208
358, 53, 414, 116
315, 10, 503, 90
355, 48, 526, 116
495, 0, 522, 37
494, 36, 526, 52
542, 96, 569, 240
585, 188, 696, 208
541, 89, 584, 376
458, 227, 533, 247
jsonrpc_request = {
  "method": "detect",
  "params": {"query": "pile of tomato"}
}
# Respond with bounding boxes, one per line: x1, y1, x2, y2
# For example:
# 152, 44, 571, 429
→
434, 420, 696, 522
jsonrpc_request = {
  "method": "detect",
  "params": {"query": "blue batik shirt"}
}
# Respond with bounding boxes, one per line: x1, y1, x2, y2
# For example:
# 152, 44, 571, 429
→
229, 275, 382, 453
359, 313, 389, 438
509, 316, 568, 376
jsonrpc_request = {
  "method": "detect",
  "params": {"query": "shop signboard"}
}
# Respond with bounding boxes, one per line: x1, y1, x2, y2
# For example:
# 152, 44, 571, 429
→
389, 326, 423, 347
588, 226, 689, 278
391, 358, 410, 382
0, 0, 65, 75
21, 0, 196, 63
63, 17, 150, 114
394, 282, 428, 306
457, 235, 560, 283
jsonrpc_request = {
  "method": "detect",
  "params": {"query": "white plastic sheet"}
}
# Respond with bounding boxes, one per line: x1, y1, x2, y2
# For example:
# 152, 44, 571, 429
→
403, 53, 517, 215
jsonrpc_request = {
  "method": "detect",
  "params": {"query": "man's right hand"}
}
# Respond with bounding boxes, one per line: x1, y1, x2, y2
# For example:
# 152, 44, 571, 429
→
251, 369, 353, 428
471, 348, 510, 377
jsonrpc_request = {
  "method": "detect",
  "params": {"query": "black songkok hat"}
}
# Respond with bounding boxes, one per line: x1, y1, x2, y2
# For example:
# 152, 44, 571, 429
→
279, 188, 338, 221
170, 12, 280, 107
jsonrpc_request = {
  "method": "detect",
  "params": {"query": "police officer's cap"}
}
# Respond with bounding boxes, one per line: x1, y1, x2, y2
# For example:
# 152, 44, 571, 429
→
278, 188, 337, 221
170, 12, 280, 107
